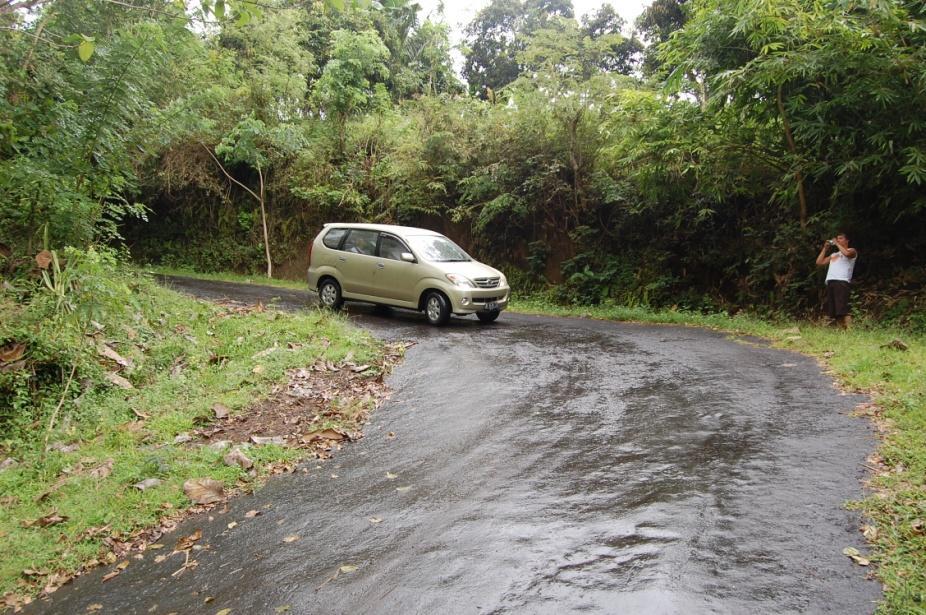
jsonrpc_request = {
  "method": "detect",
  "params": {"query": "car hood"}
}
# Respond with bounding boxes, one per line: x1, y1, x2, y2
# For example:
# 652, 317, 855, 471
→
435, 260, 503, 281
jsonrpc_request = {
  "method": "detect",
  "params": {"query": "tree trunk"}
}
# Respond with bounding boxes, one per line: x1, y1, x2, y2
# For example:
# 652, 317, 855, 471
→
258, 166, 272, 278
567, 112, 583, 228
200, 143, 273, 276
777, 85, 808, 230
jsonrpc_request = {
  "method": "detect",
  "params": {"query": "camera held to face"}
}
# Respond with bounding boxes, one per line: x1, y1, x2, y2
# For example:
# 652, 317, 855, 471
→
827, 239, 837, 246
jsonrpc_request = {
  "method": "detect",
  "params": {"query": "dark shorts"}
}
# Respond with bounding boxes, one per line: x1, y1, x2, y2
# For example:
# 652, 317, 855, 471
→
824, 280, 851, 318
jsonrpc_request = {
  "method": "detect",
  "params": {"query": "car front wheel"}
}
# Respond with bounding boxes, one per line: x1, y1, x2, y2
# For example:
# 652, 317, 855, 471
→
318, 278, 343, 310
424, 291, 451, 326
476, 309, 500, 323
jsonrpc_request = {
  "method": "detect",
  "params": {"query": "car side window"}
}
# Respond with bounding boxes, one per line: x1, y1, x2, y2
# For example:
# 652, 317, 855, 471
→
322, 228, 347, 249
378, 234, 409, 261
342, 229, 379, 256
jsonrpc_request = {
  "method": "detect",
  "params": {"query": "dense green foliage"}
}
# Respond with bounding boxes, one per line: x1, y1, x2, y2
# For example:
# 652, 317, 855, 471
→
2, 0, 923, 324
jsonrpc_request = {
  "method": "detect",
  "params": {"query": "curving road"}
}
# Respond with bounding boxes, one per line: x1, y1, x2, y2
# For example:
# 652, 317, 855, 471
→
29, 276, 881, 614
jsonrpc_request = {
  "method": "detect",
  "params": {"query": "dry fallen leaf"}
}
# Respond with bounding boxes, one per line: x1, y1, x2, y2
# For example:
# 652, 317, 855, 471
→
275, 606, 291, 614
98, 345, 133, 368
35, 250, 53, 269
183, 479, 224, 505
89, 459, 114, 480
0, 343, 26, 363
250, 435, 285, 446
386, 432, 396, 439
87, 604, 103, 612
216, 609, 232, 615
223, 448, 253, 470
339, 564, 358, 574
385, 472, 397, 480
368, 517, 383, 524
23, 512, 68, 528
212, 404, 230, 419
881, 338, 909, 352
133, 478, 162, 491
176, 529, 202, 551
252, 365, 265, 375
154, 555, 167, 564
227, 522, 237, 530
283, 535, 300, 543
842, 546, 870, 566
302, 429, 346, 443
35, 476, 69, 503
105, 372, 134, 390
252, 347, 277, 359
244, 510, 261, 518
395, 486, 411, 493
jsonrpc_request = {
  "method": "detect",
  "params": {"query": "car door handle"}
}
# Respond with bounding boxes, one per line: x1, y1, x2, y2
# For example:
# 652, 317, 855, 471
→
376, 263, 385, 269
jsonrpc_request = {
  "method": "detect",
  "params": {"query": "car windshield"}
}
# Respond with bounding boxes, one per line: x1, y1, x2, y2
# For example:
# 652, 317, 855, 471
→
406, 235, 471, 262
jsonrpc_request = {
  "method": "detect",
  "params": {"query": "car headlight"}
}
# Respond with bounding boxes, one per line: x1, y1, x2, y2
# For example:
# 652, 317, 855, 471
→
498, 274, 508, 287
446, 273, 476, 288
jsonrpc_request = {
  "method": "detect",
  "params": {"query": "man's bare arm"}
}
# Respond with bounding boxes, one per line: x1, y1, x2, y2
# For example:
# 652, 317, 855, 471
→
816, 242, 832, 266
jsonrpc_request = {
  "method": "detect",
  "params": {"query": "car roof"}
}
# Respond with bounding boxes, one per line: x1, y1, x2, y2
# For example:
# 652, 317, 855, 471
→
323, 223, 443, 238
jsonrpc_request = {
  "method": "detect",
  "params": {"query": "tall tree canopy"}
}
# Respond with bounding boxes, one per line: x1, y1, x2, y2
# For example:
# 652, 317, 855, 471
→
1, 0, 923, 323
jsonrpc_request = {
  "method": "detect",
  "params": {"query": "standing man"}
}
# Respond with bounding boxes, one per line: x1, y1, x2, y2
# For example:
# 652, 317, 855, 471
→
816, 232, 858, 328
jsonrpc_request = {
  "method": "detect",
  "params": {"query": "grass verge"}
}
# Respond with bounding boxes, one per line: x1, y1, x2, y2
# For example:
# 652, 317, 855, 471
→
511, 297, 925, 614
142, 265, 307, 292
0, 255, 386, 608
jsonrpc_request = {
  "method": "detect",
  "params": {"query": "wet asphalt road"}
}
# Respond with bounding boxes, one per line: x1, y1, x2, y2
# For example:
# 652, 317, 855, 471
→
30, 276, 881, 614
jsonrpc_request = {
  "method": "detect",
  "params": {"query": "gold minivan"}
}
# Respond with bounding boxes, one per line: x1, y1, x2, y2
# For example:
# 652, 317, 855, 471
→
307, 223, 510, 325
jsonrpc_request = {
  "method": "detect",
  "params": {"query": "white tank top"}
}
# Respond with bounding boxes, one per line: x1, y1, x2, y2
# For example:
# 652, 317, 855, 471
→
826, 252, 856, 282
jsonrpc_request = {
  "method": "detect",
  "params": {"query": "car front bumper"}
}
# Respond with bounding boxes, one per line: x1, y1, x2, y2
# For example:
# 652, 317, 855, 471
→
446, 287, 510, 314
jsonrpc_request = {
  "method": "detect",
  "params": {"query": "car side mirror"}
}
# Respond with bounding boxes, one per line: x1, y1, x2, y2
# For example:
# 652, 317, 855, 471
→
400, 252, 416, 263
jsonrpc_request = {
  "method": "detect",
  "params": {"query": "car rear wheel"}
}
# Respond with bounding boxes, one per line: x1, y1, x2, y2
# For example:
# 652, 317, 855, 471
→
476, 309, 500, 323
318, 278, 343, 310
424, 292, 451, 326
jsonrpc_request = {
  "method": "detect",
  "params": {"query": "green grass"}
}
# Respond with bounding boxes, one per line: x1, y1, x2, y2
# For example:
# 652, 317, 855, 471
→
0, 271, 381, 603
511, 297, 926, 614
6, 264, 919, 610
143, 265, 308, 291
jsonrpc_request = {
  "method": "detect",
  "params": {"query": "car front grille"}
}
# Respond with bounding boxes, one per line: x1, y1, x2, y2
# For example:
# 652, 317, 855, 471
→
473, 277, 500, 289
473, 296, 500, 304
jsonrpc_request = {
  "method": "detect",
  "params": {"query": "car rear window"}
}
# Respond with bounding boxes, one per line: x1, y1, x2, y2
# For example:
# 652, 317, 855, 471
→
342, 229, 379, 256
322, 228, 347, 249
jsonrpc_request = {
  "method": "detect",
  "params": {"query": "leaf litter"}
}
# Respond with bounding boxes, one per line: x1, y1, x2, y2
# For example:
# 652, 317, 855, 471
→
4, 324, 405, 606
193, 342, 405, 459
